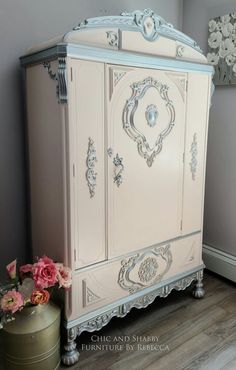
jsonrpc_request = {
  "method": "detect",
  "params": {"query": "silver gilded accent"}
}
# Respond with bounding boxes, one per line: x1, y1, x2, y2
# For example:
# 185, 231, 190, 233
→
189, 133, 198, 181
118, 244, 173, 293
62, 327, 80, 366
107, 147, 113, 157
82, 280, 101, 307
192, 270, 205, 298
176, 45, 185, 57
113, 71, 127, 86
106, 31, 119, 47
21, 45, 214, 76
123, 76, 175, 167
58, 57, 67, 103
113, 154, 124, 187
87, 287, 101, 304
76, 269, 204, 336
62, 268, 204, 364
42, 62, 57, 80
42, 58, 68, 103
138, 257, 158, 283
86, 138, 98, 198
73, 9, 202, 52
145, 104, 158, 127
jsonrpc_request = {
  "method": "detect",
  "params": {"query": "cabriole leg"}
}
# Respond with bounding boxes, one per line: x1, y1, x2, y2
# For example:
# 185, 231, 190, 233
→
61, 327, 80, 366
192, 270, 205, 299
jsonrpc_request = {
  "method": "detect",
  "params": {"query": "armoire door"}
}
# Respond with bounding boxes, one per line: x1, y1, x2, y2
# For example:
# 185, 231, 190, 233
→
106, 65, 187, 259
68, 59, 106, 269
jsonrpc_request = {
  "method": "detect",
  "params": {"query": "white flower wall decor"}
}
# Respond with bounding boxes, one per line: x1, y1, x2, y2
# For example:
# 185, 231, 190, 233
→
208, 12, 236, 85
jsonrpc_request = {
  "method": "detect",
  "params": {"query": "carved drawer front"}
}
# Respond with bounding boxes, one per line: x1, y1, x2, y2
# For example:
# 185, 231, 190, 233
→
67, 233, 201, 320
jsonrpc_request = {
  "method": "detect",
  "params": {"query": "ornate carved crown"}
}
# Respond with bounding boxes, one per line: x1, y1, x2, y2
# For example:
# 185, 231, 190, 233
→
73, 8, 202, 52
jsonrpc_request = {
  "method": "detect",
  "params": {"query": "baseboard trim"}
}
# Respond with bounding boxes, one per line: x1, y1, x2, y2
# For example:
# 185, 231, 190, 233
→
203, 244, 236, 282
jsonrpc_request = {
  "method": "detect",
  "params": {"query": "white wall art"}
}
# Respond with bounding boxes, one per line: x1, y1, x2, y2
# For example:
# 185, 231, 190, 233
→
207, 13, 236, 85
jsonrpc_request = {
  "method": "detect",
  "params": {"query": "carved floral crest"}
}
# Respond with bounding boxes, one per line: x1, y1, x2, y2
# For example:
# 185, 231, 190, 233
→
118, 244, 172, 293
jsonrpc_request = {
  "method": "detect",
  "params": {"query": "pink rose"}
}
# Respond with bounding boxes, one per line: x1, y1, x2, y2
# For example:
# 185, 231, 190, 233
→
20, 264, 33, 274
6, 260, 17, 279
1, 290, 24, 313
31, 289, 50, 305
56, 263, 72, 289
32, 256, 58, 289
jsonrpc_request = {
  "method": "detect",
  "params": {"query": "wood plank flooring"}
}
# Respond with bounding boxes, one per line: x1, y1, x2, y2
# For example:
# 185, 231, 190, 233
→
0, 271, 235, 370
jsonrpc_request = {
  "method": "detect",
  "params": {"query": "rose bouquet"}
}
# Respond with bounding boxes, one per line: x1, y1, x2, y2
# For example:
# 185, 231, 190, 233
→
0, 256, 72, 328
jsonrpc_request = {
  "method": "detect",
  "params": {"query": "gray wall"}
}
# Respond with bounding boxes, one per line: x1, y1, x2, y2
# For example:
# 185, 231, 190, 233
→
183, 0, 236, 257
0, 0, 183, 278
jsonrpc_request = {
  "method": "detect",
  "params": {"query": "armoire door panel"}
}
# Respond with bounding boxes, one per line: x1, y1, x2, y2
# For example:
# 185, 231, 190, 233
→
182, 73, 211, 234
69, 59, 106, 268
106, 65, 187, 259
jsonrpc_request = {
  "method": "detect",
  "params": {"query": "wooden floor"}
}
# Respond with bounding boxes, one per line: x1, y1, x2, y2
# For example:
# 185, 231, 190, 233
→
1, 271, 235, 370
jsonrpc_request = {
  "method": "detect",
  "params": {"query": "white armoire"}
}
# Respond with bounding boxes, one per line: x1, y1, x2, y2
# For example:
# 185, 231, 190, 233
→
20, 9, 213, 365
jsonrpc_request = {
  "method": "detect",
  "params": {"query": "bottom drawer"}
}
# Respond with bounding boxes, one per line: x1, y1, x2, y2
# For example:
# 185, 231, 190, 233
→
67, 233, 202, 320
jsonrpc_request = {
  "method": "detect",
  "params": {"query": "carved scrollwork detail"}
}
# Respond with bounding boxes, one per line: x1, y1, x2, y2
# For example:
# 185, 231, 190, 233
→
118, 244, 173, 293
73, 9, 202, 52
107, 147, 113, 157
114, 71, 126, 86
58, 57, 67, 103
77, 269, 204, 336
86, 138, 98, 198
189, 133, 198, 181
176, 45, 185, 57
42, 58, 67, 103
113, 153, 124, 187
138, 257, 158, 283
82, 280, 101, 307
106, 31, 119, 47
123, 76, 176, 167
78, 308, 120, 335
128, 8, 159, 41
87, 288, 100, 303
42, 62, 57, 80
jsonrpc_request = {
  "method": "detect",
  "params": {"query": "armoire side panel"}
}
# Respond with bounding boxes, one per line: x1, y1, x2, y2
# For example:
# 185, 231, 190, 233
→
26, 61, 67, 263
182, 73, 211, 234
68, 59, 106, 269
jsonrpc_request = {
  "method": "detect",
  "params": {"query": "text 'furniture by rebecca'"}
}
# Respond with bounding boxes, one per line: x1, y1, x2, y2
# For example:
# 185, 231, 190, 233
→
20, 9, 214, 365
